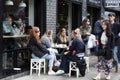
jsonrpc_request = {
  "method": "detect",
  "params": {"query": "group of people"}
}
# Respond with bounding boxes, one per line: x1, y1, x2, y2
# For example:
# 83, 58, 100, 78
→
26, 12, 120, 80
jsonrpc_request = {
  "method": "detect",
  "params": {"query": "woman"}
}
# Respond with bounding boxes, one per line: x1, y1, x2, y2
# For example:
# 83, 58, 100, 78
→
56, 28, 85, 74
28, 27, 56, 75
41, 30, 60, 67
94, 20, 114, 80
80, 18, 96, 56
54, 27, 69, 46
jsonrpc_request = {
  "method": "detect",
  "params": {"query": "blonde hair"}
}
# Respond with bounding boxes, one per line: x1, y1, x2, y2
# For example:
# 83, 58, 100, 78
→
41, 30, 53, 43
74, 28, 82, 39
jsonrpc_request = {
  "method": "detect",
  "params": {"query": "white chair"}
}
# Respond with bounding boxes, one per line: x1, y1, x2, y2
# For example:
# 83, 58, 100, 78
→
30, 59, 46, 76
69, 57, 89, 78
69, 61, 79, 78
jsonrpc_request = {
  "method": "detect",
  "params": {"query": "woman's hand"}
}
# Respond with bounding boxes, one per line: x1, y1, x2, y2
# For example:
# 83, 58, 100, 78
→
64, 51, 68, 55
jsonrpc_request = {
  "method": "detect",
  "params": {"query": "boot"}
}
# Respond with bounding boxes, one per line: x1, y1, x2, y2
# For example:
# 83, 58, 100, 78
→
115, 66, 118, 73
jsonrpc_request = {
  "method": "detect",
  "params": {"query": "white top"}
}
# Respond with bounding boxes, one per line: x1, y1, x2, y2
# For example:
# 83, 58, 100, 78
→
101, 32, 108, 45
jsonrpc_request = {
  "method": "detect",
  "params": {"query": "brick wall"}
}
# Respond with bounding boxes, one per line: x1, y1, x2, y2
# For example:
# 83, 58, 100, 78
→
46, 0, 57, 37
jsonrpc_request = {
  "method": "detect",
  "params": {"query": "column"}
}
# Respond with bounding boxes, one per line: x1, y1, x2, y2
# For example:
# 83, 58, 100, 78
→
46, 0, 57, 37
0, 0, 3, 71
82, 0, 87, 20
29, 0, 34, 26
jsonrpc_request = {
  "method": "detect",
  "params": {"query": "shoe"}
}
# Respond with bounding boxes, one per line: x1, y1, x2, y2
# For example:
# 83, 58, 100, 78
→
48, 70, 56, 75
105, 75, 110, 80
56, 70, 64, 75
54, 61, 60, 67
93, 76, 100, 80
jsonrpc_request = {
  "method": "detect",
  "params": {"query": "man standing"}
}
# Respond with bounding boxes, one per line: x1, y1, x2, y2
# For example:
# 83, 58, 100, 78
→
108, 13, 120, 72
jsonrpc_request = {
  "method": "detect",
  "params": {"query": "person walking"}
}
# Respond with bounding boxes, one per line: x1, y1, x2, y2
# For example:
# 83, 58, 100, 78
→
94, 20, 114, 80
108, 13, 120, 72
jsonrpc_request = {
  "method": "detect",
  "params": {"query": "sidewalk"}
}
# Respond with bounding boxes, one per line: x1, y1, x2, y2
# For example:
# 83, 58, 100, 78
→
13, 56, 120, 80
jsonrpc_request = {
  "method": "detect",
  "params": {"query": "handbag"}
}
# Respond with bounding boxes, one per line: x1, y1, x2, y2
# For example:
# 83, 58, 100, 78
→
97, 48, 106, 56
104, 49, 113, 60
76, 58, 86, 76
83, 36, 89, 43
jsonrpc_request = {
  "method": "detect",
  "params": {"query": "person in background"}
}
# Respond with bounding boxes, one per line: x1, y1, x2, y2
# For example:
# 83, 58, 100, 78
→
3, 17, 14, 35
80, 18, 96, 56
56, 28, 85, 74
94, 20, 114, 80
93, 17, 104, 55
108, 13, 120, 72
12, 22, 20, 35
28, 27, 56, 75
17, 18, 26, 35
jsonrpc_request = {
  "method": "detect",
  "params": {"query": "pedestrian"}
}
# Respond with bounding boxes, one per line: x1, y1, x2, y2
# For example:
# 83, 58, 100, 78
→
80, 18, 96, 56
93, 17, 104, 55
94, 20, 114, 80
108, 12, 120, 72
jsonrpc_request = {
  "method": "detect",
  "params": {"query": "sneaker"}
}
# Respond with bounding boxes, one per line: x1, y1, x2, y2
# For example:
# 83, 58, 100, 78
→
54, 61, 60, 67
56, 70, 64, 75
48, 70, 56, 75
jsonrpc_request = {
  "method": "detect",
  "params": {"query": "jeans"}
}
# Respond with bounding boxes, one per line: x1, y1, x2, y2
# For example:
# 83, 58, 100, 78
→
32, 53, 55, 67
112, 46, 119, 67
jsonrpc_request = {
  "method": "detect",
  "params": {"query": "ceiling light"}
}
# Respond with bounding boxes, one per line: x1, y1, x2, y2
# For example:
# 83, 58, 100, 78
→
19, 1, 26, 7
5, 0, 14, 6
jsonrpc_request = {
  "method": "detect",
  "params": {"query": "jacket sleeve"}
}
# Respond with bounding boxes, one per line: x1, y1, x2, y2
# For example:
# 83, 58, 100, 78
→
29, 37, 50, 58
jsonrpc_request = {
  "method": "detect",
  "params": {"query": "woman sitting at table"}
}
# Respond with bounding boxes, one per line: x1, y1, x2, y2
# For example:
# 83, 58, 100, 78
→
54, 27, 69, 46
56, 28, 85, 74
41, 30, 60, 66
54, 27, 69, 54
28, 26, 56, 75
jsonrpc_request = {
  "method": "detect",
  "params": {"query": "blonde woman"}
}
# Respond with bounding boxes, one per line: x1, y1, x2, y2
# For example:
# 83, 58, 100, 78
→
28, 27, 56, 75
54, 27, 69, 46
56, 28, 85, 75
41, 30, 60, 67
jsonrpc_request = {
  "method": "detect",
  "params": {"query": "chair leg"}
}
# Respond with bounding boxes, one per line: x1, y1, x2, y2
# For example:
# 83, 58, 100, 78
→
43, 60, 46, 74
76, 69, 79, 78
69, 69, 71, 77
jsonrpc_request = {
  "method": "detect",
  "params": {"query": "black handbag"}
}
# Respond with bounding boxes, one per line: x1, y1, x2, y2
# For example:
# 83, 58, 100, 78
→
76, 58, 86, 76
104, 49, 113, 60
83, 35, 89, 43
97, 48, 106, 56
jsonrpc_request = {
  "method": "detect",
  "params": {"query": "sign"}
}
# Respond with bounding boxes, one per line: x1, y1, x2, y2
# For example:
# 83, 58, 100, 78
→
105, 0, 120, 7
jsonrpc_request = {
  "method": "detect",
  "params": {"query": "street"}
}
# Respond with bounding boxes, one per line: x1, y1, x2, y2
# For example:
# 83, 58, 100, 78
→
13, 56, 120, 80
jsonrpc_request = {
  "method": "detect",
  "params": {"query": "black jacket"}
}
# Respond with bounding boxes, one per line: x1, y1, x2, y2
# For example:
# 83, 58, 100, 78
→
28, 37, 50, 58
110, 23, 120, 46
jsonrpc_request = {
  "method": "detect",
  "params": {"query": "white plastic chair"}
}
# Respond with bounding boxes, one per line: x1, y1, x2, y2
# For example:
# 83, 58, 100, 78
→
30, 59, 46, 76
69, 61, 79, 78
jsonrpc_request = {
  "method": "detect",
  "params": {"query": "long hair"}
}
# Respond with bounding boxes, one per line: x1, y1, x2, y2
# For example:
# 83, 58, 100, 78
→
41, 30, 53, 43
102, 20, 113, 36
82, 18, 90, 28
58, 27, 68, 43
30, 26, 40, 44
